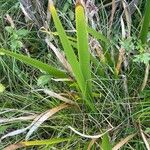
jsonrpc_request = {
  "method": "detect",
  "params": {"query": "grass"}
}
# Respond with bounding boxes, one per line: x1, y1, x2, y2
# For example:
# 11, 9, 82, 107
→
0, 0, 150, 149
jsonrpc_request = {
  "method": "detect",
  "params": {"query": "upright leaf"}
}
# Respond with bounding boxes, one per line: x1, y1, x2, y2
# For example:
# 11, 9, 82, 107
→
48, 0, 85, 93
75, 0, 95, 111
75, 1, 91, 88
140, 0, 150, 44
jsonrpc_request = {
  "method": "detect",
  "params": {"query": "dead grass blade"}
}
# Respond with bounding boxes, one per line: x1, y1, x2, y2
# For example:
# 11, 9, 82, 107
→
140, 63, 150, 92
108, 0, 116, 36
115, 16, 126, 75
4, 143, 25, 150
139, 124, 150, 150
112, 133, 136, 150
115, 48, 125, 75
121, 16, 126, 39
68, 126, 113, 139
87, 138, 97, 150
25, 103, 69, 140
20, 0, 46, 27
5, 14, 15, 28
1, 127, 30, 141
0, 104, 69, 141
0, 113, 44, 140
0, 115, 37, 124
128, 0, 139, 15
122, 0, 131, 36
42, 89, 77, 105
20, 1, 33, 21
45, 38, 73, 74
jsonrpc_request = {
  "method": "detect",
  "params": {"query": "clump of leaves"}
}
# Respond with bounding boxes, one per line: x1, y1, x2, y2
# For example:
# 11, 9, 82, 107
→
134, 53, 150, 65
0, 0, 150, 149
5, 26, 29, 50
120, 37, 135, 53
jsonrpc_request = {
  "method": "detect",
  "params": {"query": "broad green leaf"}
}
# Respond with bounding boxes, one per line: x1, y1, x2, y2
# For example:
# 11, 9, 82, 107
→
140, 0, 150, 44
76, 3, 91, 85
101, 133, 112, 150
48, 2, 85, 94
49, 1, 95, 111
0, 49, 67, 78
75, 1, 95, 111
70, 40, 78, 49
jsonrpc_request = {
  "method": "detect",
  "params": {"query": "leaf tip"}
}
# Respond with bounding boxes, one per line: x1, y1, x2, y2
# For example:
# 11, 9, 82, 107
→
76, 0, 84, 7
48, 0, 54, 10
48, 0, 53, 5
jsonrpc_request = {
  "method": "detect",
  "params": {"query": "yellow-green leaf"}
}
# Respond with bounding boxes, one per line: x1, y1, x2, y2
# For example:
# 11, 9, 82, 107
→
4, 137, 73, 150
75, 1, 95, 111
48, 1, 85, 95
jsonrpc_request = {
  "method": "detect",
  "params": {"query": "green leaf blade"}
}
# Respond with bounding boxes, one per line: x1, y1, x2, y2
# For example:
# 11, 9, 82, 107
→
87, 26, 110, 44
49, 3, 85, 93
75, 2, 96, 111
140, 0, 150, 44
76, 4, 91, 85
101, 133, 112, 150
22, 137, 73, 146
0, 49, 67, 78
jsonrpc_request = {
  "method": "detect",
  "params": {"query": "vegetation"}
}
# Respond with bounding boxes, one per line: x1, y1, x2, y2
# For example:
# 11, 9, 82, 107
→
0, 0, 150, 149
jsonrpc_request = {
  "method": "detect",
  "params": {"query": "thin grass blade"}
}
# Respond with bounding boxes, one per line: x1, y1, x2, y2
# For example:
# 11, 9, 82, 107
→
87, 26, 110, 44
